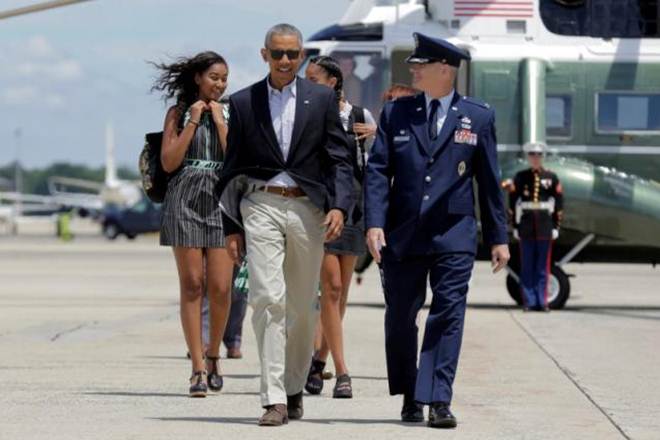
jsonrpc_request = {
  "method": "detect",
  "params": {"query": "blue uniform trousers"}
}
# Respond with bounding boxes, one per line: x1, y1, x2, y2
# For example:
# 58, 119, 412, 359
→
519, 239, 552, 308
382, 252, 474, 404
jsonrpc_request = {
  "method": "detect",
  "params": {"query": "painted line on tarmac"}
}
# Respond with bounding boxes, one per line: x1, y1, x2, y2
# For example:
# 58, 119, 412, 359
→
508, 310, 631, 440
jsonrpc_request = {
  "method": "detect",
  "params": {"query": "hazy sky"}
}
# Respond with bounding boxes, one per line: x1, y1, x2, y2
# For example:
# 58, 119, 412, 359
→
0, 0, 351, 168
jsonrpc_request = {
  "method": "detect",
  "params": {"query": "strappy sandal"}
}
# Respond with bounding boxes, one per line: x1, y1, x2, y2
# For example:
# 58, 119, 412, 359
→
189, 370, 208, 398
332, 374, 353, 399
304, 359, 325, 395
205, 353, 224, 392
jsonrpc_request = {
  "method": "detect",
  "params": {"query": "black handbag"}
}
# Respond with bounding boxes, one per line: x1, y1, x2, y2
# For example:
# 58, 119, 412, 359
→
138, 131, 168, 203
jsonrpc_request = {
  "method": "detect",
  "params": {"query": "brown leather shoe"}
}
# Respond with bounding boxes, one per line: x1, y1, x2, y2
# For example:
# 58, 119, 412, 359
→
258, 404, 288, 426
287, 392, 304, 420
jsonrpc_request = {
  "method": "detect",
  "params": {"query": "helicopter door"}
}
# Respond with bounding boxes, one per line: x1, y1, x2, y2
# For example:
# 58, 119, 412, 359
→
456, 56, 471, 96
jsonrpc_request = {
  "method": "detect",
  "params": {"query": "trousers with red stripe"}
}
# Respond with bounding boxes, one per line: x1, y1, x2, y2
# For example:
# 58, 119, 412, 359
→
520, 239, 552, 308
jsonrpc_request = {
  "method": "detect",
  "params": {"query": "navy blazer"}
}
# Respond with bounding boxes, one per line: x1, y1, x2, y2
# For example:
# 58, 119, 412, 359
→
218, 76, 354, 236
365, 92, 508, 259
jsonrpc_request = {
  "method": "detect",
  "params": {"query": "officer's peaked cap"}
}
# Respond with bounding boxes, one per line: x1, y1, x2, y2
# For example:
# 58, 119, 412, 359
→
523, 142, 546, 154
405, 33, 471, 67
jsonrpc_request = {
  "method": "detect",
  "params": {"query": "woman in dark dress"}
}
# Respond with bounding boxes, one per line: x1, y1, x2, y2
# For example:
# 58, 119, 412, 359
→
304, 56, 377, 398
152, 51, 233, 397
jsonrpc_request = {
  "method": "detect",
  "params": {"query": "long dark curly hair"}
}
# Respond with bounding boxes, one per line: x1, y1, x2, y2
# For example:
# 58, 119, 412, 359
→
150, 51, 227, 112
309, 55, 343, 103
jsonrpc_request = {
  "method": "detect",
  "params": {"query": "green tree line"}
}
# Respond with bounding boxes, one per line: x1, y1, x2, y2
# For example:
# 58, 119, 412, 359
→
0, 162, 139, 195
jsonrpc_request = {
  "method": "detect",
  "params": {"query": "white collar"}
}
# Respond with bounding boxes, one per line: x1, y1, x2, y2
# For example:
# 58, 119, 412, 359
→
425, 89, 455, 113
267, 76, 297, 97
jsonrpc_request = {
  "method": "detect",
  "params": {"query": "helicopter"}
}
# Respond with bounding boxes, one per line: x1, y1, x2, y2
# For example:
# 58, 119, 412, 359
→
303, 0, 660, 308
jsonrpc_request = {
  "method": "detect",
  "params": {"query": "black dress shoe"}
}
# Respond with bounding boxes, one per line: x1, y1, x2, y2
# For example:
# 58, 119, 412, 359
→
428, 402, 457, 428
287, 392, 303, 420
401, 395, 424, 423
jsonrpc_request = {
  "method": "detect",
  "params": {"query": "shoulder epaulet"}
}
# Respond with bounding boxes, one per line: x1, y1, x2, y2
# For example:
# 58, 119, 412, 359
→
461, 96, 490, 109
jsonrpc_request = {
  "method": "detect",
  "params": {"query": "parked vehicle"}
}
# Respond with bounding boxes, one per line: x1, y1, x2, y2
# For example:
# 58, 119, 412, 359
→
102, 197, 161, 240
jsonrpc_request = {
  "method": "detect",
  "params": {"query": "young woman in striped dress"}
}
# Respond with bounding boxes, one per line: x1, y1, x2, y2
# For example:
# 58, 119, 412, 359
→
152, 51, 233, 397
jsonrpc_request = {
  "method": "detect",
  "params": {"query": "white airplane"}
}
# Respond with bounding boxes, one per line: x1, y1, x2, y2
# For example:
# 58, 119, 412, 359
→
46, 122, 143, 210
1, 122, 143, 218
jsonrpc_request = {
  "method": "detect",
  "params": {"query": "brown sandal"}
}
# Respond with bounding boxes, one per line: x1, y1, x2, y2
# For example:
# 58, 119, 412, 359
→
189, 370, 208, 397
304, 359, 325, 395
205, 352, 224, 392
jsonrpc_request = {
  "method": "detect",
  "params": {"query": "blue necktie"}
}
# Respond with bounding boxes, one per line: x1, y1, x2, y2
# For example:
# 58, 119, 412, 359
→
428, 99, 440, 140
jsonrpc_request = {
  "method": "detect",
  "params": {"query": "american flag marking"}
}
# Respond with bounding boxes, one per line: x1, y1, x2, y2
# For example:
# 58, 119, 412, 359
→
454, 0, 534, 18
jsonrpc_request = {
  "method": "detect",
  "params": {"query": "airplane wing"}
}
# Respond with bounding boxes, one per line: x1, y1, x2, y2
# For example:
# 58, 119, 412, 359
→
0, 191, 103, 213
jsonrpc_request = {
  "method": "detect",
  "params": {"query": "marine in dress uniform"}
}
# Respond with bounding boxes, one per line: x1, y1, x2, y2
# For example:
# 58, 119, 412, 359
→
508, 142, 564, 311
364, 33, 510, 429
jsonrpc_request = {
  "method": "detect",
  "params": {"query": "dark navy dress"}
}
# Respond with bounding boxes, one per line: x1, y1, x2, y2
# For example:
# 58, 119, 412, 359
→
324, 102, 374, 256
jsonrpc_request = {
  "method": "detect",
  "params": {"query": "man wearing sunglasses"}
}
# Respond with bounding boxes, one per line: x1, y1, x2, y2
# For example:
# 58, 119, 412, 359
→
218, 23, 353, 426
508, 142, 564, 311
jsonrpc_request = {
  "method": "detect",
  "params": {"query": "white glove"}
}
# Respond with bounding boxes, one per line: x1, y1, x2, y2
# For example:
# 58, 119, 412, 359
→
552, 229, 559, 240
513, 229, 519, 240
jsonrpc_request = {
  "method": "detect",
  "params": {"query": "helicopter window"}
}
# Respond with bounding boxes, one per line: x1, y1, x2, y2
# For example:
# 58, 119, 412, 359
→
329, 51, 385, 117
597, 92, 660, 132
546, 95, 572, 138
540, 0, 660, 38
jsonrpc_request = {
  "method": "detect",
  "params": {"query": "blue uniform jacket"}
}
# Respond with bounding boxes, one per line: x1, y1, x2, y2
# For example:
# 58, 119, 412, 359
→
365, 92, 508, 259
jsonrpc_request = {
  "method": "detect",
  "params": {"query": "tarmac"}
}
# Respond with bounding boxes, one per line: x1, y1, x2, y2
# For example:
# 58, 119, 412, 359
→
1, 231, 659, 439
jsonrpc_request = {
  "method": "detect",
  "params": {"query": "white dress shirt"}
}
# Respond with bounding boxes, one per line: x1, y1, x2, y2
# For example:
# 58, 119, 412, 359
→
425, 89, 455, 138
266, 78, 298, 187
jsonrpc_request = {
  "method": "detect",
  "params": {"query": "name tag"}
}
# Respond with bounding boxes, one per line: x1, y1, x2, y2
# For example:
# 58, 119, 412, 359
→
454, 129, 477, 146
394, 135, 410, 142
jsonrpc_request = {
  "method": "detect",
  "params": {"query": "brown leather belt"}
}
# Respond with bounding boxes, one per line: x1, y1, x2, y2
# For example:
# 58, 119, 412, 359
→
258, 185, 306, 198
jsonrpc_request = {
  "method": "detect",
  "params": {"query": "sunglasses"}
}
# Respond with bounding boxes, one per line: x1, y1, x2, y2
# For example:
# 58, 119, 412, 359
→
269, 49, 301, 60
527, 152, 543, 157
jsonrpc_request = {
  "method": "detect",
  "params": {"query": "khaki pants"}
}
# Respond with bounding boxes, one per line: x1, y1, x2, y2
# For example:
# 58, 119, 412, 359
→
240, 190, 325, 406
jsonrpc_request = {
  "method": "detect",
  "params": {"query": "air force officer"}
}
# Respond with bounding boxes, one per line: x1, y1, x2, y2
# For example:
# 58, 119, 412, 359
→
365, 33, 510, 429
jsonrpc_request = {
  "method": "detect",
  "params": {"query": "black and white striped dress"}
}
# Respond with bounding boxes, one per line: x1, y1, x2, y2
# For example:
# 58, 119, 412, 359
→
160, 108, 225, 248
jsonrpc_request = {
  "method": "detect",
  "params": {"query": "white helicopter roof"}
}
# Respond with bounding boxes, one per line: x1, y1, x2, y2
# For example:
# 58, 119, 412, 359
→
321, 0, 660, 63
